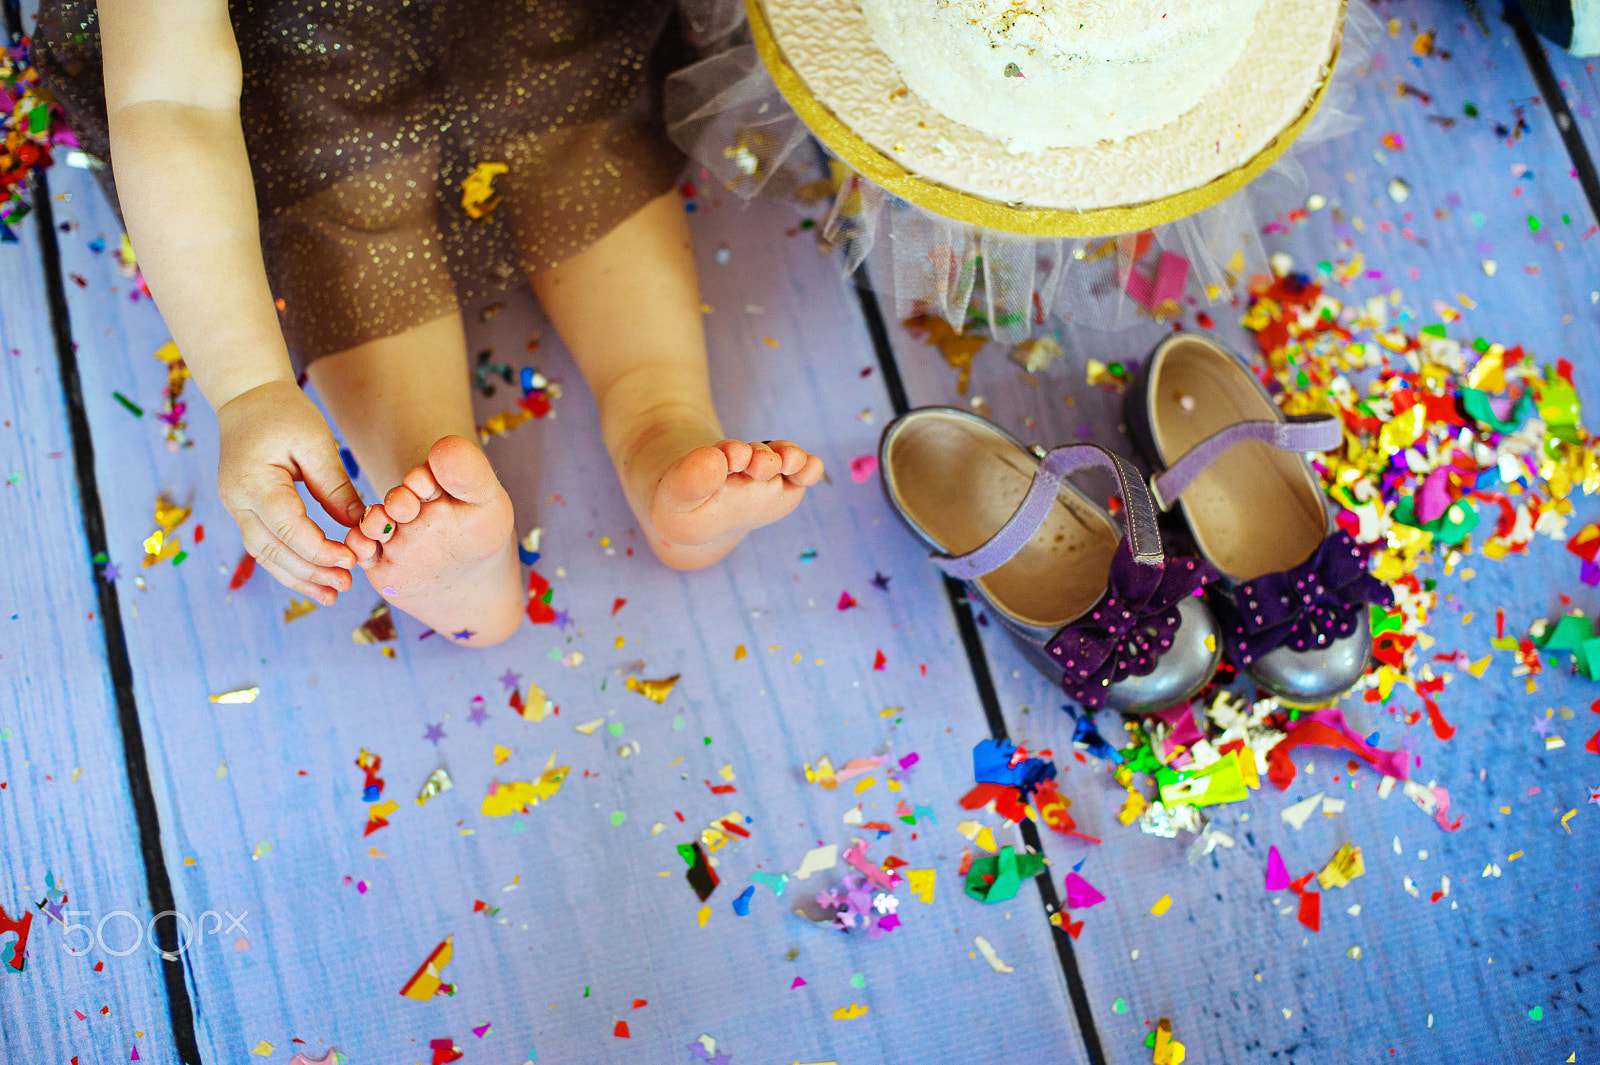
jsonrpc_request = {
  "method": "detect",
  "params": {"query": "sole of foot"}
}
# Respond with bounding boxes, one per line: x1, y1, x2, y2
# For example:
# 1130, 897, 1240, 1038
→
346, 435, 523, 646
635, 435, 825, 570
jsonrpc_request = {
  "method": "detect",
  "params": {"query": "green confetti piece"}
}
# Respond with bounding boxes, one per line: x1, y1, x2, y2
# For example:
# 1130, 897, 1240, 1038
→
1113, 997, 1130, 1014
112, 391, 144, 417
849, 973, 865, 989
1528, 1006, 1542, 1021
171, 550, 187, 566
1528, 215, 1541, 232
1463, 102, 1478, 117
606, 721, 623, 736
609, 811, 626, 826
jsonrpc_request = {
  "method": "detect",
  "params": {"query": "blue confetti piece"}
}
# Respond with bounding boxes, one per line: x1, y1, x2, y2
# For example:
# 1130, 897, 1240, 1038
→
518, 543, 541, 566
361, 784, 380, 802
732, 885, 755, 916
750, 871, 787, 897
799, 547, 817, 564
1365, 731, 1380, 746
339, 447, 360, 480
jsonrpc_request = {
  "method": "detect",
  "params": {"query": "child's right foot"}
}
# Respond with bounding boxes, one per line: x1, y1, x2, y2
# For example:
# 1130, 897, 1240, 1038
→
346, 435, 523, 646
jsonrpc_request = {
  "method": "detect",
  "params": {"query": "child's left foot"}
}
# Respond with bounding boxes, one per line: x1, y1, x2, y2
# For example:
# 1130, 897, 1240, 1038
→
620, 421, 825, 569
345, 436, 524, 646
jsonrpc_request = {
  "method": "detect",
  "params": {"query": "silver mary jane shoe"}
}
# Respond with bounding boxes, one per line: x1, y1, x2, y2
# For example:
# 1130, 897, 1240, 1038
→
1125, 332, 1393, 706
879, 407, 1221, 714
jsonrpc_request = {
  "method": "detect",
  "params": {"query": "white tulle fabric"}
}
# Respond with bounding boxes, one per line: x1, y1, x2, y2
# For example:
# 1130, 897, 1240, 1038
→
666, 0, 1381, 342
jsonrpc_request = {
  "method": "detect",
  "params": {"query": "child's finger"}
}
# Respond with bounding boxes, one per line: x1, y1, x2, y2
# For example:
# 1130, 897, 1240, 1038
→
237, 510, 355, 592
255, 477, 358, 569
255, 554, 343, 607
299, 440, 366, 528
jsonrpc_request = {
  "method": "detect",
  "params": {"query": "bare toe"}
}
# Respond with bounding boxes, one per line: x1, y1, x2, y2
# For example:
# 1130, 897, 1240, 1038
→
787, 454, 826, 487
767, 440, 809, 476
361, 503, 399, 542
744, 444, 783, 482
383, 484, 422, 523
346, 526, 381, 568
659, 445, 732, 510
403, 463, 444, 504
717, 439, 754, 475
428, 435, 501, 506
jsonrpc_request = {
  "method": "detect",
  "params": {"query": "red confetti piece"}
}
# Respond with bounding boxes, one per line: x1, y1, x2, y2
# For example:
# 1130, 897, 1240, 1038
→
632, 998, 647, 1009
706, 781, 737, 795
228, 554, 256, 591
193, 524, 204, 544
1296, 890, 1321, 932
614, 1021, 630, 1039
611, 597, 627, 616
873, 649, 886, 671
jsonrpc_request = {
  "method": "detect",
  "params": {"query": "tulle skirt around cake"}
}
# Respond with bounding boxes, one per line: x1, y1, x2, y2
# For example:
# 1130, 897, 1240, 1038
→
665, 0, 1383, 345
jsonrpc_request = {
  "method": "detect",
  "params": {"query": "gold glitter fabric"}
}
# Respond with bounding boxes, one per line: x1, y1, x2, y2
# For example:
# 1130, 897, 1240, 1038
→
33, 0, 689, 361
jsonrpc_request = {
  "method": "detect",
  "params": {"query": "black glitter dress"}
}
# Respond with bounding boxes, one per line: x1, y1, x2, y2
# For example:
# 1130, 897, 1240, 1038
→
33, 0, 689, 360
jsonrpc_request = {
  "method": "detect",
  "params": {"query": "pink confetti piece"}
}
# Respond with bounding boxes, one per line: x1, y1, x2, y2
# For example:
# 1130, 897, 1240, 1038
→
1264, 845, 1291, 891
791, 976, 807, 989
848, 454, 879, 483
1062, 872, 1105, 909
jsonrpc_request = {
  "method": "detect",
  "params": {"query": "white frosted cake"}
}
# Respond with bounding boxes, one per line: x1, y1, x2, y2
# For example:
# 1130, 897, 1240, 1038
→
860, 0, 1268, 152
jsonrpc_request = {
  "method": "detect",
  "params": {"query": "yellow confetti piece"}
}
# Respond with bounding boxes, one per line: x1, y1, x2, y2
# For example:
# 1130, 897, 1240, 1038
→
697, 905, 711, 928
1545, 736, 1566, 750
763, 335, 779, 348
1150, 894, 1173, 916
973, 935, 1013, 973
481, 755, 569, 816
1561, 809, 1577, 833
399, 935, 454, 1000
1316, 842, 1366, 889
734, 644, 747, 660
1152, 1018, 1186, 1065
831, 1003, 868, 1020
283, 597, 318, 623
519, 684, 550, 722
573, 718, 605, 735
906, 868, 935, 903
209, 686, 259, 705
854, 776, 876, 795
974, 826, 997, 853
625, 674, 680, 703
461, 161, 508, 219
956, 820, 981, 841
1508, 850, 1524, 861
718, 763, 736, 782
1466, 655, 1492, 678
1118, 787, 1148, 826
251, 841, 273, 861
183, 857, 196, 866
252, 1041, 275, 1056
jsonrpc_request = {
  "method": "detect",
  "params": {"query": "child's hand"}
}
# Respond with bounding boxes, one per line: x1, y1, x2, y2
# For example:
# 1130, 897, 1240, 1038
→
216, 380, 366, 604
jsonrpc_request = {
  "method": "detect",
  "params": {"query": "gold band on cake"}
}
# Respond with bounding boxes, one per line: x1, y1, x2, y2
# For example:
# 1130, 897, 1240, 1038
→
748, 0, 1345, 238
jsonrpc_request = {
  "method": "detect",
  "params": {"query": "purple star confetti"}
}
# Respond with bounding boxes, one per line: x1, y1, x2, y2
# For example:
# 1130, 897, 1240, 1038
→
498, 669, 522, 691
870, 572, 891, 591
423, 722, 446, 745
1532, 716, 1554, 738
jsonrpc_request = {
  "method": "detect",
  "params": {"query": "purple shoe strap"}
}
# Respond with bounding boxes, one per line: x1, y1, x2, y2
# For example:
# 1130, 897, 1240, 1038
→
933, 443, 1163, 581
1150, 414, 1342, 512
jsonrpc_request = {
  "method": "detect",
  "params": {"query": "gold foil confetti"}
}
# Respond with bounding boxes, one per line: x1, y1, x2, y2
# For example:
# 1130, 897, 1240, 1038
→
208, 687, 259, 705
415, 767, 453, 806
625, 674, 680, 703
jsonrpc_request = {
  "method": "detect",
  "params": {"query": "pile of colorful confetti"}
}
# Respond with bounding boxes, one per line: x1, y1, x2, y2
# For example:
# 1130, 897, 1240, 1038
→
1, 35, 70, 242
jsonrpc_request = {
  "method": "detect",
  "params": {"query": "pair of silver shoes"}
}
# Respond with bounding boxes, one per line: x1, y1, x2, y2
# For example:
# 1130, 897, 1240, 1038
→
879, 332, 1393, 714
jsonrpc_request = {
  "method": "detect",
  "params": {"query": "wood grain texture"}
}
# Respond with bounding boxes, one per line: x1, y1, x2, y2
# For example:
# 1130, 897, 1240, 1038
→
45, 163, 1095, 1063
0, 211, 182, 1062
877, 2, 1600, 1061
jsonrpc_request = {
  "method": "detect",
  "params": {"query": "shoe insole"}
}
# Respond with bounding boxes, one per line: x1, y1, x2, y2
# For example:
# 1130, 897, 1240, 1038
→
884, 412, 1117, 630
1150, 338, 1326, 580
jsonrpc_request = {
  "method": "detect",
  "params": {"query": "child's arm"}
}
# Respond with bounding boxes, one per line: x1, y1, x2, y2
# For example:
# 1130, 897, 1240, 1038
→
100, 0, 363, 602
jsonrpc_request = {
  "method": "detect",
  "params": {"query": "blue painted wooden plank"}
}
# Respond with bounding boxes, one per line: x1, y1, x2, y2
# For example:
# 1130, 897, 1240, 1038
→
48, 163, 1093, 1064
0, 216, 183, 1060
878, 3, 1600, 1061
1542, 37, 1600, 181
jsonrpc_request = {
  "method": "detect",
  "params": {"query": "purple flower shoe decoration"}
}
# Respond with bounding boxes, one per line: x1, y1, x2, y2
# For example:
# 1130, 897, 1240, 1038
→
880, 407, 1222, 715
1047, 542, 1219, 710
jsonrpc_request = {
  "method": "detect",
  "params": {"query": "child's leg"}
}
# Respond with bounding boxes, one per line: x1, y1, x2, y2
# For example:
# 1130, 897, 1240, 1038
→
526, 192, 825, 569
307, 312, 524, 645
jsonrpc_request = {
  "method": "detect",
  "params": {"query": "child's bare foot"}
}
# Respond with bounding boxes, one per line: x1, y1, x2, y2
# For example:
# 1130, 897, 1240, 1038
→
618, 419, 825, 569
345, 435, 523, 646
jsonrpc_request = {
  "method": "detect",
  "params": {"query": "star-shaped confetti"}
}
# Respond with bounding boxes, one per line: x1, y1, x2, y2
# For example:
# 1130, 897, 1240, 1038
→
552, 610, 574, 631
498, 669, 522, 691
1532, 716, 1554, 738
101, 561, 121, 581
468, 703, 489, 726
870, 572, 891, 591
706, 1052, 731, 1065
1588, 785, 1600, 807
452, 629, 476, 641
423, 723, 446, 744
